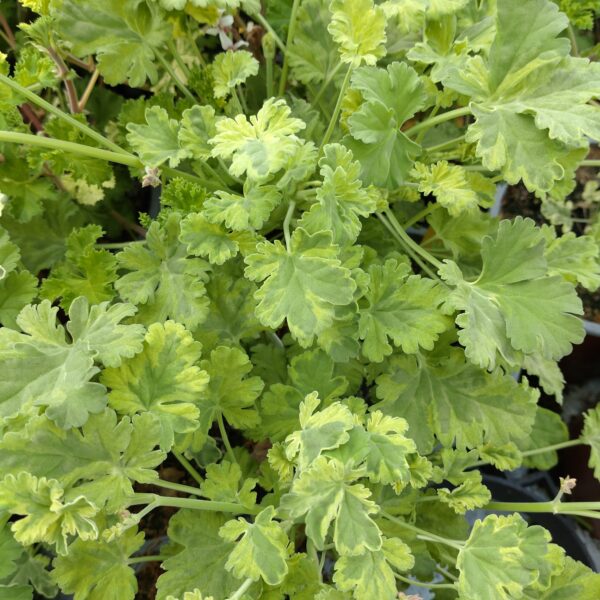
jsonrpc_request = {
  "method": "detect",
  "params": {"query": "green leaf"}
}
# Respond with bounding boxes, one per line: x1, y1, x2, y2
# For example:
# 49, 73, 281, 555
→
298, 143, 378, 245
56, 0, 170, 86
285, 393, 354, 469
0, 270, 38, 329
244, 228, 356, 346
411, 161, 496, 216
210, 98, 305, 181
212, 51, 259, 99
179, 105, 217, 161
0, 410, 164, 512
530, 556, 600, 599
116, 214, 210, 329
156, 511, 242, 600
52, 528, 144, 600
328, 0, 387, 67
556, 0, 600, 29
179, 213, 241, 266
280, 456, 382, 555
361, 411, 416, 485
374, 345, 537, 453
0, 298, 144, 428
441, 0, 600, 194
345, 63, 426, 188
200, 461, 257, 509
0, 228, 20, 277
219, 506, 289, 586
0, 519, 24, 580
438, 477, 491, 514
126, 107, 188, 168
457, 514, 559, 600
582, 405, 600, 481
517, 407, 568, 471
358, 258, 450, 362
542, 227, 600, 291
102, 321, 207, 451
40, 225, 118, 309
197, 345, 264, 436
334, 537, 413, 600
203, 182, 282, 232
441, 217, 584, 369
0, 473, 98, 556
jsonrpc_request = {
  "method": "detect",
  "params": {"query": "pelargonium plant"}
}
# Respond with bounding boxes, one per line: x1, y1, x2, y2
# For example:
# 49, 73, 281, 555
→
0, 0, 600, 598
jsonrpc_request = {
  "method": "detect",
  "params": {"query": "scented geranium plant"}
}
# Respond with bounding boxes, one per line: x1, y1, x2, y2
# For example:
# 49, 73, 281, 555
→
1, 0, 600, 598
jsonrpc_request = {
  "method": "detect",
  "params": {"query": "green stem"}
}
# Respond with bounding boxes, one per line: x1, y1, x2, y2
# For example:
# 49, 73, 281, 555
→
231, 88, 245, 115
96, 240, 146, 249
155, 50, 196, 103
416, 103, 439, 144
377, 212, 441, 282
128, 493, 257, 514
266, 52, 274, 98
582, 159, 600, 167
385, 209, 444, 269
217, 413, 238, 465
128, 554, 167, 565
161, 166, 222, 191
167, 39, 191, 78
394, 572, 456, 591
405, 106, 472, 138
312, 61, 344, 105
172, 450, 204, 486
381, 511, 464, 550
283, 200, 296, 251
485, 500, 600, 516
568, 24, 579, 56
152, 479, 204, 497
437, 564, 458, 583
253, 14, 286, 52
425, 134, 466, 153
0, 73, 128, 155
0, 131, 141, 167
318, 66, 353, 154
228, 578, 254, 600
278, 0, 302, 96
402, 204, 438, 229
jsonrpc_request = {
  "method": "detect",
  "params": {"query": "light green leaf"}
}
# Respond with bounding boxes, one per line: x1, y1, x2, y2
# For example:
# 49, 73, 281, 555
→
362, 411, 416, 485
197, 346, 264, 436
203, 182, 281, 232
517, 408, 568, 471
116, 214, 209, 329
0, 228, 19, 277
298, 143, 378, 245
358, 258, 450, 362
40, 225, 117, 309
0, 519, 24, 580
156, 511, 242, 600
102, 321, 209, 451
52, 528, 144, 600
0, 409, 164, 512
200, 461, 257, 509
179, 105, 217, 161
126, 106, 188, 168
328, 0, 387, 67
457, 514, 559, 600
179, 213, 240, 265
212, 51, 259, 99
56, 0, 170, 86
210, 98, 305, 181
219, 506, 289, 586
411, 161, 496, 216
374, 345, 537, 453
542, 227, 600, 291
244, 228, 356, 346
438, 477, 491, 514
0, 473, 98, 556
0, 298, 144, 428
530, 556, 600, 599
441, 217, 584, 369
582, 405, 600, 481
280, 456, 382, 555
0, 270, 38, 329
285, 393, 355, 469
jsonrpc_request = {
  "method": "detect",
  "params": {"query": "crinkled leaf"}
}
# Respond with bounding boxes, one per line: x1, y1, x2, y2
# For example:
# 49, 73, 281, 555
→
179, 105, 217, 161
212, 51, 259, 99
179, 212, 241, 265
200, 461, 257, 509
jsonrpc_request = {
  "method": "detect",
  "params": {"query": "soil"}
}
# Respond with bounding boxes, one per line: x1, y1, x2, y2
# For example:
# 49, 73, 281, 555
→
501, 146, 600, 322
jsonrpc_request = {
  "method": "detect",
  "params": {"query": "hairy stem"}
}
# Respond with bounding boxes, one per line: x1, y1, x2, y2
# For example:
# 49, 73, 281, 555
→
47, 46, 80, 114
319, 66, 352, 154
283, 200, 296, 251
155, 50, 196, 103
172, 450, 204, 486
278, 0, 302, 96
405, 106, 472, 138
217, 413, 238, 466
402, 203, 439, 230
152, 478, 204, 497
381, 511, 465, 550
127, 493, 257, 514
227, 578, 254, 600
253, 13, 286, 52
425, 134, 466, 153
0, 73, 128, 154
